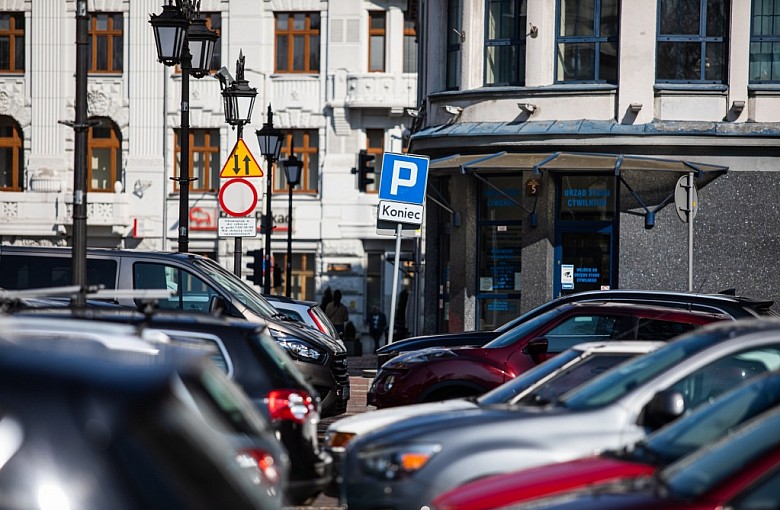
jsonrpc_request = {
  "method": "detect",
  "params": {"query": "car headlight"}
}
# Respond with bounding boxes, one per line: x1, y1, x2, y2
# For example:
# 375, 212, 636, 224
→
390, 348, 456, 367
269, 329, 326, 363
357, 443, 441, 480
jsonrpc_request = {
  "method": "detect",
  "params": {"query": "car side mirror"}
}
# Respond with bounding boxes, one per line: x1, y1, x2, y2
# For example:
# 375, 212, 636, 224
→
208, 295, 229, 316
525, 337, 549, 363
643, 389, 685, 430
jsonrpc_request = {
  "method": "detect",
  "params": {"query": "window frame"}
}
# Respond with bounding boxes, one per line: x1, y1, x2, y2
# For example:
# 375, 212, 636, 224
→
446, 0, 463, 90
750, 0, 780, 83
87, 117, 122, 193
369, 11, 387, 72
274, 130, 319, 194
0, 115, 22, 191
174, 128, 220, 193
88, 12, 123, 74
0, 12, 24, 73
484, 0, 527, 87
403, 10, 418, 73
555, 0, 620, 84
274, 11, 321, 74
656, 0, 729, 84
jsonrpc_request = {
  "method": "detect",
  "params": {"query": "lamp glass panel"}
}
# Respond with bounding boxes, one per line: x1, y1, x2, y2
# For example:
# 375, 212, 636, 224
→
237, 96, 255, 122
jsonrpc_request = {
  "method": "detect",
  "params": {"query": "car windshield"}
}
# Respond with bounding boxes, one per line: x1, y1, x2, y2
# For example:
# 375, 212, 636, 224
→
483, 308, 567, 348
631, 372, 780, 466
659, 406, 780, 499
477, 349, 583, 404
559, 329, 724, 410
193, 258, 279, 318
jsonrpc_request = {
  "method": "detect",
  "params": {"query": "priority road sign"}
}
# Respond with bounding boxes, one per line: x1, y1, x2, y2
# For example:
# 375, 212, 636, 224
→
220, 138, 263, 178
378, 153, 430, 205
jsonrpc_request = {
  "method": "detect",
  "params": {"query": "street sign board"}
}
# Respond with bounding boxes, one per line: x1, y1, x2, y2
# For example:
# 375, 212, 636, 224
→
378, 152, 430, 205
218, 217, 257, 238
220, 138, 263, 178
674, 175, 698, 223
376, 219, 420, 237
218, 178, 258, 217
377, 201, 424, 224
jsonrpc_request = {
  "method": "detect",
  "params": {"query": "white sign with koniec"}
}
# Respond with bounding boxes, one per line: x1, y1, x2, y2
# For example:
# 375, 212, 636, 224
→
377, 201, 424, 225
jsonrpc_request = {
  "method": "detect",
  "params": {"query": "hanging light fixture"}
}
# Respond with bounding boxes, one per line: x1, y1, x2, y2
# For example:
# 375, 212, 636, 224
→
149, 2, 188, 66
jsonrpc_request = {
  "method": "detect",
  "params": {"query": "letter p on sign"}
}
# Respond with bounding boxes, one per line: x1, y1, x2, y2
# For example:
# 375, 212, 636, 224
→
378, 152, 430, 205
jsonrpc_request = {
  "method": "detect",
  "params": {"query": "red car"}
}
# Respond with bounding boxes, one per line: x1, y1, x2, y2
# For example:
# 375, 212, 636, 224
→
368, 301, 728, 408
464, 405, 780, 510
430, 369, 780, 510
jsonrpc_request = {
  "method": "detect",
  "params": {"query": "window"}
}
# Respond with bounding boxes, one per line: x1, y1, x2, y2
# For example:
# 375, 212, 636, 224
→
275, 12, 320, 73
88, 13, 123, 73
403, 11, 418, 73
174, 129, 220, 193
204, 13, 221, 71
485, 0, 527, 86
275, 130, 319, 194
366, 252, 383, 318
365, 129, 384, 194
88, 118, 122, 193
273, 252, 315, 301
134, 262, 218, 313
447, 0, 463, 90
556, 0, 619, 83
656, 0, 728, 83
369, 11, 386, 72
750, 0, 780, 82
0, 116, 22, 191
0, 12, 24, 73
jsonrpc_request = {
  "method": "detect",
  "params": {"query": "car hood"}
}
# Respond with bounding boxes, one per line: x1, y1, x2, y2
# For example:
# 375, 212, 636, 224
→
326, 398, 479, 436
433, 455, 656, 509
377, 331, 493, 354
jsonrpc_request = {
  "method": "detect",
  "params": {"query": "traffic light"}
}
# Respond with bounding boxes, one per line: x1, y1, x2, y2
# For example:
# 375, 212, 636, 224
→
246, 249, 263, 286
356, 149, 376, 192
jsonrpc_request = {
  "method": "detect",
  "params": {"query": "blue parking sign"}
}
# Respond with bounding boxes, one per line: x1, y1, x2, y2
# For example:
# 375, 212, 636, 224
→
379, 153, 430, 205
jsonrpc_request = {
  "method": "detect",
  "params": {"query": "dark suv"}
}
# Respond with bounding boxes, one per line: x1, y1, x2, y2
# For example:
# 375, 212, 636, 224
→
10, 306, 334, 506
0, 245, 350, 418
376, 288, 777, 368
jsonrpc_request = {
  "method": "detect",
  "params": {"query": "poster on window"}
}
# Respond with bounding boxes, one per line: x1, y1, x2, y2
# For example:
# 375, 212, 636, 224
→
562, 264, 574, 290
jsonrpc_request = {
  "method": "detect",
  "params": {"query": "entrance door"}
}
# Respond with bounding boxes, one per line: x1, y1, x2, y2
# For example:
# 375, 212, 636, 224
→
553, 174, 618, 297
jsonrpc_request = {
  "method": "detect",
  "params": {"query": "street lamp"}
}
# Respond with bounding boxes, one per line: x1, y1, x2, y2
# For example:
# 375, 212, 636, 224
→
219, 51, 257, 277
282, 145, 303, 297
255, 105, 283, 294
150, 0, 219, 253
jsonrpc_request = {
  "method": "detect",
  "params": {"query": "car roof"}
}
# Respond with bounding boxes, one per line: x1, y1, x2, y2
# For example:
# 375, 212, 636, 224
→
560, 300, 732, 320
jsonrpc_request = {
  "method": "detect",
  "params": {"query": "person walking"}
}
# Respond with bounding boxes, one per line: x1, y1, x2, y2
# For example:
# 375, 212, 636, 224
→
325, 289, 349, 339
367, 305, 388, 353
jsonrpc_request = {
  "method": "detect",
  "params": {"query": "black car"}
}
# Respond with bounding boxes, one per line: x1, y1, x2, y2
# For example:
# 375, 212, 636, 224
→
9, 307, 334, 506
376, 288, 777, 367
0, 326, 282, 510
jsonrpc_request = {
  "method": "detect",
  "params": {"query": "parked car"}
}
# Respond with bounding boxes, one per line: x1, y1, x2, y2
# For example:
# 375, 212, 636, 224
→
0, 323, 284, 509
340, 318, 780, 510
9, 306, 334, 506
504, 405, 780, 510
431, 368, 780, 510
264, 293, 343, 342
323, 340, 665, 497
375, 288, 776, 367
0, 245, 350, 418
369, 301, 729, 408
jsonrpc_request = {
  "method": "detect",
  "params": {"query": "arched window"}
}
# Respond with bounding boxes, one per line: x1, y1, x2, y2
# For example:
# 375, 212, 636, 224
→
0, 116, 23, 191
88, 117, 122, 192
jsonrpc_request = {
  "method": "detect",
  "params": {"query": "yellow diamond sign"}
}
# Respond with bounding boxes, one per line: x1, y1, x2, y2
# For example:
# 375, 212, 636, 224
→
220, 139, 263, 178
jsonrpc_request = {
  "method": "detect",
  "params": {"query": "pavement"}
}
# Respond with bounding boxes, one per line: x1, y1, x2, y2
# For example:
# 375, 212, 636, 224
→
288, 354, 377, 510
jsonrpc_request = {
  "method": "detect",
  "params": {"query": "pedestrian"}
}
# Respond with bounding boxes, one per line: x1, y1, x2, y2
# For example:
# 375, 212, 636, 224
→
367, 305, 388, 352
325, 289, 349, 339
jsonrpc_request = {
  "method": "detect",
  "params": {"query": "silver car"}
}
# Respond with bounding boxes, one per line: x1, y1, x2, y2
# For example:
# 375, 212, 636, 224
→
340, 319, 780, 510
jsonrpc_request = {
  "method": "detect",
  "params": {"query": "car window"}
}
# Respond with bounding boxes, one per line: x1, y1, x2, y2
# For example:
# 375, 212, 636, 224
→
728, 464, 780, 509
0, 254, 117, 290
158, 331, 232, 376
542, 314, 633, 352
191, 257, 279, 318
275, 307, 305, 323
134, 263, 218, 313
636, 318, 698, 340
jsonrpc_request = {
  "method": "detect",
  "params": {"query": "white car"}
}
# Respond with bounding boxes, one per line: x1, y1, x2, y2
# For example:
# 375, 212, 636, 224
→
322, 341, 665, 496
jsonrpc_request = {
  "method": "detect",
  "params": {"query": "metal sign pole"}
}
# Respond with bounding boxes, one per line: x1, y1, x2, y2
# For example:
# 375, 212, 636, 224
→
688, 171, 694, 292
387, 223, 403, 344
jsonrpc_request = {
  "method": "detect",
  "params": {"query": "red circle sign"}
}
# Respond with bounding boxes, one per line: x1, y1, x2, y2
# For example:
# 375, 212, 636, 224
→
218, 178, 258, 217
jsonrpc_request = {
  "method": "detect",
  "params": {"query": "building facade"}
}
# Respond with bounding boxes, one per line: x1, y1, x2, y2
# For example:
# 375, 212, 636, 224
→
411, 0, 780, 333
0, 0, 419, 337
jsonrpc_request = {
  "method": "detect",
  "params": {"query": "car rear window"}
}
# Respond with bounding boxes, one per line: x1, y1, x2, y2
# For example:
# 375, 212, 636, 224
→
0, 254, 117, 290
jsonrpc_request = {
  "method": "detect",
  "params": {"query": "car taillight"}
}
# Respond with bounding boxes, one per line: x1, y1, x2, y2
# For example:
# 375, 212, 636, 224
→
236, 448, 280, 487
308, 310, 328, 335
267, 389, 315, 423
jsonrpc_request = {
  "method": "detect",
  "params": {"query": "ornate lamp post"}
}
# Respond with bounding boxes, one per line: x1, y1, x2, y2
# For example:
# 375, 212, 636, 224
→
255, 105, 283, 294
219, 51, 257, 276
282, 145, 303, 297
150, 0, 219, 253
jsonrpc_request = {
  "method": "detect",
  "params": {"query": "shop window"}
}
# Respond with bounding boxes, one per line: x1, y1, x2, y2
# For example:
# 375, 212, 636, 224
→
656, 0, 728, 83
88, 12, 123, 73
484, 0, 527, 86
275, 12, 320, 73
0, 12, 24, 73
750, 0, 780, 82
88, 117, 122, 193
556, 0, 619, 83
557, 174, 615, 222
